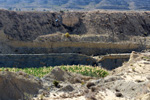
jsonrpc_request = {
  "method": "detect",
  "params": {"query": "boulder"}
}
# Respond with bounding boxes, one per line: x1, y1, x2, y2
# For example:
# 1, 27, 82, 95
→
0, 71, 42, 100
44, 67, 71, 82
58, 85, 74, 92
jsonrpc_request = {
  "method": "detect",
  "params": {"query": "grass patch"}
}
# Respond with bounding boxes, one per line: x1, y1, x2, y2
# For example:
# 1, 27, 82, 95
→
142, 56, 150, 60
0, 65, 109, 78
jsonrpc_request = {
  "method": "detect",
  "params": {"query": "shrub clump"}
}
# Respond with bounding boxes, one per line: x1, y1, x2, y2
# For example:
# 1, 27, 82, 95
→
53, 80, 60, 88
65, 32, 70, 38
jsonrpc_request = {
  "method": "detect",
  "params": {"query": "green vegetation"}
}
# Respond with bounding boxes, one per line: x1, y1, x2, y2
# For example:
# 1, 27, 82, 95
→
142, 56, 150, 60
130, 64, 133, 66
59, 65, 109, 78
53, 80, 60, 87
144, 32, 148, 36
65, 32, 70, 38
0, 65, 109, 78
24, 93, 32, 100
81, 81, 85, 85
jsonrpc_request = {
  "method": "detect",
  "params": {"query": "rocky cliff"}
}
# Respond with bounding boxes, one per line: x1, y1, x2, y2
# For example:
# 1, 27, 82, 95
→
0, 10, 150, 55
0, 10, 150, 41
0, 53, 97, 68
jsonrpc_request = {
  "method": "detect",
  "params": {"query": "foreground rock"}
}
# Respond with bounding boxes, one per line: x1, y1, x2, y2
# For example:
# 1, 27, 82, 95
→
32, 51, 150, 100
0, 71, 42, 100
1, 51, 150, 100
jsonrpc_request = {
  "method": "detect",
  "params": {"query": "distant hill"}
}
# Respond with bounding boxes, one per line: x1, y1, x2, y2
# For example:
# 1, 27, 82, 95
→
0, 0, 150, 11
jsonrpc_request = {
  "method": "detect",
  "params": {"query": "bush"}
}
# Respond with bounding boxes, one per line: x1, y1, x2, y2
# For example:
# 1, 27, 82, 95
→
53, 80, 60, 87
65, 32, 70, 38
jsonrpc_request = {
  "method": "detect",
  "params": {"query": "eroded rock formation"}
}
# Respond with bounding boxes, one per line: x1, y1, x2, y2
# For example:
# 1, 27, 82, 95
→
0, 10, 150, 55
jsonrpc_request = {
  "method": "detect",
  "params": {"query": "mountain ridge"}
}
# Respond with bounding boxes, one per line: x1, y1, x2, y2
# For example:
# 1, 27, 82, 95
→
0, 0, 150, 11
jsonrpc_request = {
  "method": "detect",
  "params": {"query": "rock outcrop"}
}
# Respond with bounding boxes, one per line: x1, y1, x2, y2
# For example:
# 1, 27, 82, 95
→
0, 10, 150, 55
0, 53, 97, 68
0, 10, 149, 41
33, 51, 150, 100
1, 51, 150, 100
0, 71, 42, 100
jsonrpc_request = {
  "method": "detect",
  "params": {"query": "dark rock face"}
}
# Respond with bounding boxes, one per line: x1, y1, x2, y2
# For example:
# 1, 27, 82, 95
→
0, 10, 150, 41
0, 53, 97, 68
99, 58, 129, 70
50, 67, 71, 81
0, 11, 86, 41
58, 85, 75, 92
0, 10, 149, 56
0, 22, 3, 30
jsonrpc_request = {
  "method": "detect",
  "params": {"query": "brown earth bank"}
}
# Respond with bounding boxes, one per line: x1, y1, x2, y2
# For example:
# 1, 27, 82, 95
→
0, 10, 150, 55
